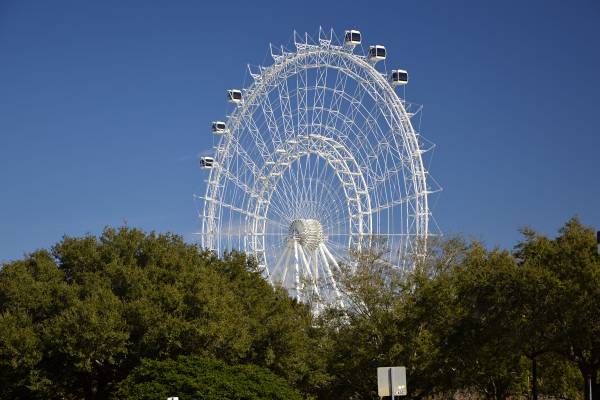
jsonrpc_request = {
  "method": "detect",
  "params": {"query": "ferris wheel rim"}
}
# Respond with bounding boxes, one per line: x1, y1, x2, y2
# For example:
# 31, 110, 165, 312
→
203, 44, 430, 246
199, 30, 438, 307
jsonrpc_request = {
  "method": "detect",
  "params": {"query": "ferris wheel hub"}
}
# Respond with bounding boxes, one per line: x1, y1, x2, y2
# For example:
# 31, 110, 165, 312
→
288, 219, 323, 252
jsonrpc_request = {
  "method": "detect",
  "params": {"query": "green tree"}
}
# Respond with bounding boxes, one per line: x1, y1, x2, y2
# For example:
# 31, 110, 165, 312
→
440, 243, 528, 400
114, 355, 304, 400
517, 218, 600, 400
315, 237, 471, 399
0, 311, 42, 398
512, 228, 564, 400
0, 249, 75, 398
41, 286, 129, 399
0, 227, 326, 399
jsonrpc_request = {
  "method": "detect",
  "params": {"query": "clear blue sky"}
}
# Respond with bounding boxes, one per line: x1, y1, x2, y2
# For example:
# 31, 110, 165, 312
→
1, 0, 599, 261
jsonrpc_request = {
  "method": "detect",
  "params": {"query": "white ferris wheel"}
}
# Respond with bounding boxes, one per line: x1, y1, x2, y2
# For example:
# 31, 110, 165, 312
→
198, 28, 440, 307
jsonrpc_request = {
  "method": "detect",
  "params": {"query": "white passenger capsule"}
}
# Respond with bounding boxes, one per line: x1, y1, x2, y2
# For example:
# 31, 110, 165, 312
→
344, 30, 361, 47
199, 157, 214, 169
227, 89, 242, 104
390, 69, 408, 86
368, 45, 386, 62
211, 121, 227, 134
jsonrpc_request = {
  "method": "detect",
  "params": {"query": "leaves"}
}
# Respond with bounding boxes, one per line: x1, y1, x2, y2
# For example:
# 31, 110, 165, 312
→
114, 355, 305, 400
0, 219, 597, 399
0, 227, 325, 399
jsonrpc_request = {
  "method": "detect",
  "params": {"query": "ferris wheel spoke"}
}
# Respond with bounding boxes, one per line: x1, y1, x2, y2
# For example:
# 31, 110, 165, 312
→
239, 112, 272, 163
276, 76, 296, 139
320, 243, 341, 272
263, 216, 290, 231
265, 200, 293, 224
292, 240, 301, 300
201, 195, 264, 221
342, 91, 394, 169
310, 64, 329, 135
356, 101, 389, 157
269, 171, 298, 218
266, 152, 300, 209
366, 193, 424, 215
227, 136, 263, 182
337, 72, 366, 139
339, 90, 383, 166
322, 199, 347, 224
264, 191, 291, 218
324, 239, 350, 264
309, 156, 326, 217
297, 244, 321, 300
318, 244, 343, 306
315, 154, 338, 208
216, 168, 258, 200
321, 209, 345, 233
297, 152, 311, 213
369, 164, 413, 191
258, 91, 285, 147
269, 175, 308, 221
296, 59, 308, 136
286, 159, 308, 213
280, 245, 293, 287
324, 63, 350, 132
325, 214, 351, 237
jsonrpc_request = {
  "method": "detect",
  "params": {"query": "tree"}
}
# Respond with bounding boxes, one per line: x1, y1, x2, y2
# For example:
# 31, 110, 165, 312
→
2, 219, 596, 400
512, 228, 564, 400
315, 236, 473, 400
114, 355, 304, 400
0, 249, 74, 399
319, 237, 546, 400
41, 286, 129, 399
0, 227, 327, 399
517, 218, 600, 400
0, 311, 42, 399
442, 243, 529, 400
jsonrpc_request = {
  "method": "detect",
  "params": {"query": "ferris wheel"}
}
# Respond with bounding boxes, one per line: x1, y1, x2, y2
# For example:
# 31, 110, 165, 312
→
198, 28, 440, 307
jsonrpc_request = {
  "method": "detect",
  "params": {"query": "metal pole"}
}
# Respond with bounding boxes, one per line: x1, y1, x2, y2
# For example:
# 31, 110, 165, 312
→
389, 368, 394, 400
589, 232, 598, 400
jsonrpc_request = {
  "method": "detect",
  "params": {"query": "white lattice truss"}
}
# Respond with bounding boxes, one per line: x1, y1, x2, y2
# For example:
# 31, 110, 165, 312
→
198, 29, 440, 307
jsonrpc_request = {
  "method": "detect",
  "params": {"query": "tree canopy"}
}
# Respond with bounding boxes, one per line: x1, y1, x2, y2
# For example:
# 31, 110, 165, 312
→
0, 218, 598, 400
0, 227, 326, 399
115, 355, 304, 400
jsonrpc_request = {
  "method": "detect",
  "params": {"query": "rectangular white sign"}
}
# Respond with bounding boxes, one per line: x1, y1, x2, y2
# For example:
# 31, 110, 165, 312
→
377, 366, 407, 397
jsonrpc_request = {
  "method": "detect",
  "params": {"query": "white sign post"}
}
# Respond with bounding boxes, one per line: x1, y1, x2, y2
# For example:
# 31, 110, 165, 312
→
377, 366, 407, 399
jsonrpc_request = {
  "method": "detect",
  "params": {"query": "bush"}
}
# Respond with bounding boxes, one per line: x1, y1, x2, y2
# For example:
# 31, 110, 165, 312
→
114, 355, 304, 400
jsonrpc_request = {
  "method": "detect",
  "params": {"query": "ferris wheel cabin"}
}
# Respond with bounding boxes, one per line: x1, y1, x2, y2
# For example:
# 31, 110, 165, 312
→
344, 30, 361, 46
368, 45, 386, 62
227, 89, 243, 104
199, 157, 214, 169
390, 69, 408, 86
211, 121, 227, 134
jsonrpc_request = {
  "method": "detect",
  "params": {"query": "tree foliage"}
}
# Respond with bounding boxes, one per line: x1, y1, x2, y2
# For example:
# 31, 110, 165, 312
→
1, 218, 598, 400
0, 227, 326, 399
316, 218, 598, 400
115, 355, 304, 400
